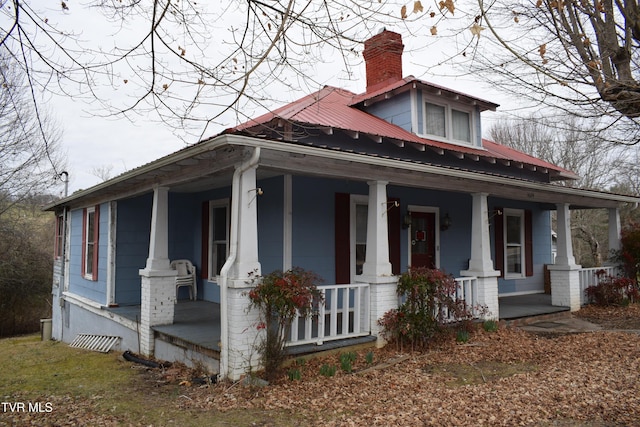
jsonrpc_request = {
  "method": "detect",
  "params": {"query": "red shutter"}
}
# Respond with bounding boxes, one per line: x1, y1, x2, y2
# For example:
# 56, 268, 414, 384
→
335, 193, 350, 284
494, 208, 504, 278
525, 210, 533, 277
201, 201, 209, 279
81, 208, 87, 276
387, 197, 401, 275
92, 205, 100, 281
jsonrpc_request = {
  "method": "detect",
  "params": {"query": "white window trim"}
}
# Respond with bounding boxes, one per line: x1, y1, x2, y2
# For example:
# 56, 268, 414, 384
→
350, 194, 368, 283
83, 206, 96, 280
503, 208, 525, 279
406, 205, 440, 269
208, 198, 230, 281
419, 95, 478, 147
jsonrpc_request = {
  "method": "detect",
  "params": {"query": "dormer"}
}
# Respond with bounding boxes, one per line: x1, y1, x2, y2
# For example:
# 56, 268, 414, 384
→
353, 30, 498, 150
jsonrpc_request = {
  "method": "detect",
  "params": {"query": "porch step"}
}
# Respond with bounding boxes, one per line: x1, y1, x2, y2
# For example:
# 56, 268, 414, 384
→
154, 330, 220, 359
502, 310, 572, 327
286, 335, 377, 357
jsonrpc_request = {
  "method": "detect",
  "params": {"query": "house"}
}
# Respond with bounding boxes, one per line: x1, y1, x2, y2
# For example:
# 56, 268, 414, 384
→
46, 30, 640, 380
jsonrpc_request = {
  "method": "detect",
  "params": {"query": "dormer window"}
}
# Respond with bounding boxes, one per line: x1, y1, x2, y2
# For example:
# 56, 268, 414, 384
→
451, 109, 471, 142
425, 102, 446, 137
423, 100, 474, 145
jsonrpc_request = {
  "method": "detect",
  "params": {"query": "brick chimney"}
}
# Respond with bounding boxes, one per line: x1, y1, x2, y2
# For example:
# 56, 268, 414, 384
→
362, 30, 404, 93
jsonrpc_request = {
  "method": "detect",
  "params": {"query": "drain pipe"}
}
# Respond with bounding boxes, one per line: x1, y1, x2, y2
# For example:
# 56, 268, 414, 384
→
218, 147, 260, 380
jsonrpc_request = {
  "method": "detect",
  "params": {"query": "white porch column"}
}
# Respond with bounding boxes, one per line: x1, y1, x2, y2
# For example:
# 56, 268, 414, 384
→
359, 181, 397, 345
608, 207, 621, 257
548, 203, 582, 311
460, 193, 500, 319
220, 149, 263, 380
139, 186, 177, 356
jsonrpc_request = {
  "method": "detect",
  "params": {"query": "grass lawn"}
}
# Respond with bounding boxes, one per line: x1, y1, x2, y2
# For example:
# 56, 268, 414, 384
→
0, 335, 300, 426
3, 305, 640, 426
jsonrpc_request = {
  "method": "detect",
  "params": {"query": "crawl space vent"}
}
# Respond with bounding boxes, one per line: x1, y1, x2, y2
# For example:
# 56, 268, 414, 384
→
69, 334, 120, 353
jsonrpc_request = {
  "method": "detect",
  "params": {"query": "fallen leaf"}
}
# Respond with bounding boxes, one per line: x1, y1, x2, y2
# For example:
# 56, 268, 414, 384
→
413, 1, 424, 13
401, 5, 408, 18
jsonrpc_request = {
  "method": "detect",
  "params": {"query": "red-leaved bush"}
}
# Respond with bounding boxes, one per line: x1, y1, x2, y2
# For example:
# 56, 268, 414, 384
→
378, 267, 480, 351
247, 267, 323, 380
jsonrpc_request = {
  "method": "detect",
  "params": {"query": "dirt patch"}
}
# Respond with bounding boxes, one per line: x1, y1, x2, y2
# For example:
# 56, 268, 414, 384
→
423, 360, 537, 386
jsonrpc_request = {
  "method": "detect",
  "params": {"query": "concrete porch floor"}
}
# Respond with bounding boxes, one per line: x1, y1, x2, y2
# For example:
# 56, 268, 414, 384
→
108, 300, 222, 352
499, 293, 569, 320
106, 293, 568, 358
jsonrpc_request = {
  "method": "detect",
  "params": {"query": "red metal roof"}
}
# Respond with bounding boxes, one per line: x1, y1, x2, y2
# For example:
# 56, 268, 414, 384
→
230, 85, 578, 181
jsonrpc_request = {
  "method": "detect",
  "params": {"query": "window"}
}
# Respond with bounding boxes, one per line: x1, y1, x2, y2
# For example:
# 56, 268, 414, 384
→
54, 214, 64, 259
354, 203, 368, 276
335, 193, 401, 284
82, 206, 99, 280
451, 109, 471, 142
425, 102, 446, 138
423, 100, 473, 144
208, 200, 229, 278
505, 210, 524, 277
494, 207, 533, 279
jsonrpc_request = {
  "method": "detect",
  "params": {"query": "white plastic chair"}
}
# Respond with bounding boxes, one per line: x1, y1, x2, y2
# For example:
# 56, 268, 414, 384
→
171, 259, 197, 301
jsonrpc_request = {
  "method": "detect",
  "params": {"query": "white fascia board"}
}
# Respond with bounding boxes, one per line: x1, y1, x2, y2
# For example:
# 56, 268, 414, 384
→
222, 134, 640, 206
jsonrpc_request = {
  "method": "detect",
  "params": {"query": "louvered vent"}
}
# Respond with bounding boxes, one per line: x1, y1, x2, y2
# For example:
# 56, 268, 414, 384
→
69, 334, 120, 353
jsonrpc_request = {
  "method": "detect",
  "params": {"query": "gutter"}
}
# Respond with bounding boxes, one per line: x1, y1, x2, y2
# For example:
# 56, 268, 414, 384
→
217, 146, 261, 380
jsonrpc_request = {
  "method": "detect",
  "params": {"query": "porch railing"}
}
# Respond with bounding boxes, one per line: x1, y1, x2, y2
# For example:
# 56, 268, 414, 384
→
578, 266, 620, 305
286, 283, 371, 347
397, 276, 479, 322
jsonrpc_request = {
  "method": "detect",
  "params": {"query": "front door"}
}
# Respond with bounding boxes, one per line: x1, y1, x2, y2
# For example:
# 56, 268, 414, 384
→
410, 211, 436, 269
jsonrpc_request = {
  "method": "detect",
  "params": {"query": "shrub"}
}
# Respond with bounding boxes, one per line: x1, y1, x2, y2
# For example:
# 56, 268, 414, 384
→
247, 267, 323, 381
456, 329, 470, 343
365, 351, 374, 365
287, 368, 301, 381
339, 352, 357, 373
378, 267, 480, 350
319, 364, 337, 377
483, 319, 499, 332
585, 271, 639, 306
612, 222, 640, 281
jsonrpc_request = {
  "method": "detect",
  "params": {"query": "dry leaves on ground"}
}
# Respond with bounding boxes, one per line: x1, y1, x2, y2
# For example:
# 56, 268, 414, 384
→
181, 321, 640, 426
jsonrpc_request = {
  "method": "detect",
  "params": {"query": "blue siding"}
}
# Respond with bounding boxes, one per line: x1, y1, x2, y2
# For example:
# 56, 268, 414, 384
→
389, 186, 473, 276
68, 203, 109, 304
183, 187, 231, 302
490, 198, 553, 295
292, 176, 368, 283
115, 194, 153, 305
257, 176, 285, 274
365, 91, 413, 133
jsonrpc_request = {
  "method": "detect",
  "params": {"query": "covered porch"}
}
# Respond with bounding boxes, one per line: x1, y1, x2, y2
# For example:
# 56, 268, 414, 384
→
126, 137, 635, 380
